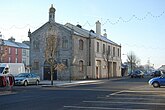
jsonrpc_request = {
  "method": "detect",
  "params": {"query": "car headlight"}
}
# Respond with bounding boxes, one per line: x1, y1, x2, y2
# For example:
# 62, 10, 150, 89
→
148, 79, 153, 84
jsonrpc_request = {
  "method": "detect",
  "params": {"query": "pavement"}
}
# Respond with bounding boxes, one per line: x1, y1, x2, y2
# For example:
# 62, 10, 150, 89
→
40, 79, 103, 87
40, 77, 128, 87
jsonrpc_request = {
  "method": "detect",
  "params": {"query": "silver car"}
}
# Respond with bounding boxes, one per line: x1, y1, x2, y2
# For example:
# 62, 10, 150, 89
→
14, 73, 40, 86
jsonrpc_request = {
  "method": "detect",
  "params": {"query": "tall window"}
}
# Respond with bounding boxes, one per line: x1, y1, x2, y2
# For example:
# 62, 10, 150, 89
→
118, 48, 120, 57
79, 60, 83, 72
8, 57, 11, 63
33, 37, 39, 50
15, 48, 18, 55
22, 58, 26, 65
103, 44, 105, 54
108, 45, 111, 55
8, 47, 11, 54
33, 61, 39, 70
62, 37, 68, 48
113, 47, 115, 57
97, 42, 99, 52
62, 59, 68, 67
15, 57, 18, 63
22, 49, 26, 56
79, 39, 83, 50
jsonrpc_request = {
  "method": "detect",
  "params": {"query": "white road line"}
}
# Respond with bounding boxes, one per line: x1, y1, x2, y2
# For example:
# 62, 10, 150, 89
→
110, 93, 164, 97
109, 90, 165, 97
98, 97, 151, 100
64, 105, 149, 110
124, 90, 165, 93
109, 90, 126, 95
83, 101, 165, 106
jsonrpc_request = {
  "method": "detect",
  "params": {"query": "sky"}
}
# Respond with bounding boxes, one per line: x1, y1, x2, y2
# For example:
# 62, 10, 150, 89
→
0, 0, 165, 68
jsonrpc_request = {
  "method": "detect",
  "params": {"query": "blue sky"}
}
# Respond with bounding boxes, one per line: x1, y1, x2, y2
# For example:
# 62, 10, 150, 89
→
0, 0, 165, 68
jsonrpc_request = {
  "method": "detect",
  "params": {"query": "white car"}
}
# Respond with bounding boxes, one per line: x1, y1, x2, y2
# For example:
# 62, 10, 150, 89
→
15, 73, 40, 86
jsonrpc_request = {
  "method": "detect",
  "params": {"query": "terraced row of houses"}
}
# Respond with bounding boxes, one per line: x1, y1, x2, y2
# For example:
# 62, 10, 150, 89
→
0, 36, 30, 72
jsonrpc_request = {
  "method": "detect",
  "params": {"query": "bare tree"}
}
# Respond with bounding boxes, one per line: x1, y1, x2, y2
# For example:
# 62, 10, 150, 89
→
126, 51, 140, 73
45, 28, 66, 85
102, 49, 111, 79
45, 28, 59, 85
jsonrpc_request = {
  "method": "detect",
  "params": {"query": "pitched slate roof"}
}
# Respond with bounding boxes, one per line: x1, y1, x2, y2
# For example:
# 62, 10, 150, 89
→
14, 42, 29, 49
3, 40, 29, 49
65, 23, 120, 46
4, 40, 19, 48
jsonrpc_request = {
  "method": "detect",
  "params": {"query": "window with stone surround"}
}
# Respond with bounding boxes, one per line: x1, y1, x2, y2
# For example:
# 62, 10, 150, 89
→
118, 48, 120, 57
103, 44, 105, 54
33, 61, 39, 70
108, 45, 111, 55
33, 37, 40, 50
97, 42, 99, 52
79, 60, 83, 72
62, 59, 68, 67
113, 47, 115, 57
79, 39, 83, 50
62, 37, 68, 48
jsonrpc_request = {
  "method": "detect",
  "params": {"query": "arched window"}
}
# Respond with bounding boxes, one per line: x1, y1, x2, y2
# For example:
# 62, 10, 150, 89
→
33, 37, 39, 50
79, 39, 83, 50
62, 37, 68, 48
79, 60, 83, 72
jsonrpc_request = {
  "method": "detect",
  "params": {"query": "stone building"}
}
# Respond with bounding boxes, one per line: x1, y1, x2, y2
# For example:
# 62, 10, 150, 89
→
28, 5, 121, 80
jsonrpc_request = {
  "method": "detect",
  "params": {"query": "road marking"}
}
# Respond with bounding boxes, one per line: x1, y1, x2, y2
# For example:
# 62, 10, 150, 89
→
108, 90, 165, 97
83, 100, 165, 106
98, 97, 151, 100
109, 93, 164, 97
109, 90, 126, 95
124, 90, 165, 93
64, 105, 149, 110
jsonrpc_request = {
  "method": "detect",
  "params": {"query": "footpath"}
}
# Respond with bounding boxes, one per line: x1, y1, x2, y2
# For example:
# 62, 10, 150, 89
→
40, 79, 102, 87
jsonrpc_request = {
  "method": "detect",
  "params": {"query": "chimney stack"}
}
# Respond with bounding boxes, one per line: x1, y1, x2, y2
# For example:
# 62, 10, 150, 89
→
103, 29, 107, 37
96, 20, 101, 35
103, 33, 107, 37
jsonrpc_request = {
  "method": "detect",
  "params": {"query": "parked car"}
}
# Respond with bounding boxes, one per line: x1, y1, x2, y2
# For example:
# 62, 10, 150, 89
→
151, 70, 163, 77
148, 74, 165, 88
130, 70, 144, 78
14, 73, 40, 86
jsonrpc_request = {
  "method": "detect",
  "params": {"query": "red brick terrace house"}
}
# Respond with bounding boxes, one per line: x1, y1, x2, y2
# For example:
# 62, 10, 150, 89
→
0, 37, 30, 72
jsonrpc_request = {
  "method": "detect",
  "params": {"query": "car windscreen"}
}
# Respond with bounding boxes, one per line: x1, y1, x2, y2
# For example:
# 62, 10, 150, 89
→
17, 73, 29, 77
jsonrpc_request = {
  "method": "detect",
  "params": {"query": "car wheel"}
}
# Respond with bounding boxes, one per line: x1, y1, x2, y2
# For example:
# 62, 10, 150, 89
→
152, 82, 160, 88
24, 81, 28, 86
36, 80, 39, 85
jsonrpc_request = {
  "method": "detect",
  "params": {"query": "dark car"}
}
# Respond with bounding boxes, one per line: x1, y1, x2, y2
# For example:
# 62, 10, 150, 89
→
130, 70, 144, 78
149, 74, 165, 88
151, 70, 163, 77
14, 73, 40, 86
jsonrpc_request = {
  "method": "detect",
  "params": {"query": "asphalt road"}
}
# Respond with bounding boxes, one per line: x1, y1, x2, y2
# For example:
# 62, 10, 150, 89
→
0, 77, 165, 110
